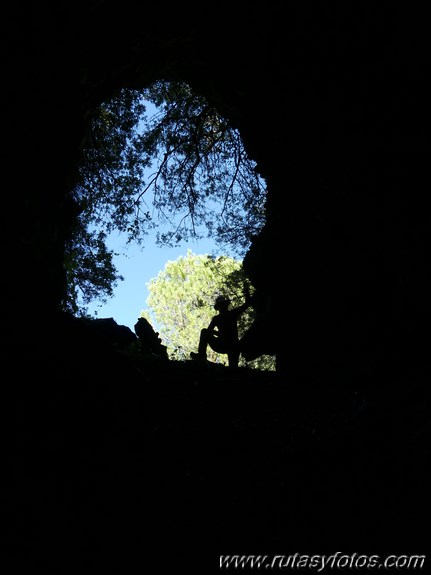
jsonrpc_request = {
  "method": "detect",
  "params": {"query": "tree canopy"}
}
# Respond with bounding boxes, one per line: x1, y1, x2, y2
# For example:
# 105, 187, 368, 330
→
142, 251, 275, 370
63, 80, 267, 315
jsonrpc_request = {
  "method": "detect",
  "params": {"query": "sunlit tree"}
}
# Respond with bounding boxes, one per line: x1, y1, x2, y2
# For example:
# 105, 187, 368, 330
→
64, 81, 267, 314
143, 251, 275, 370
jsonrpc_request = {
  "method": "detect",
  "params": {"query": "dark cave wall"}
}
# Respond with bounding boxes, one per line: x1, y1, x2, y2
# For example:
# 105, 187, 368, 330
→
20, 4, 431, 377
7, 7, 430, 568
242, 10, 431, 379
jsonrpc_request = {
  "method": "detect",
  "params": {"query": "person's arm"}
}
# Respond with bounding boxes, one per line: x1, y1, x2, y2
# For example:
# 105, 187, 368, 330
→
207, 315, 217, 332
234, 289, 253, 315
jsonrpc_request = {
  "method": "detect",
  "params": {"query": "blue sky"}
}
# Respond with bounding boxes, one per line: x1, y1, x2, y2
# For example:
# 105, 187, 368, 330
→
84, 92, 251, 332
85, 229, 236, 332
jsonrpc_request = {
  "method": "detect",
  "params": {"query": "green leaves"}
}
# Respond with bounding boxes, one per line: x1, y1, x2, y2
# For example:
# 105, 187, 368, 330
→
66, 80, 267, 315
143, 251, 275, 370
62, 221, 123, 316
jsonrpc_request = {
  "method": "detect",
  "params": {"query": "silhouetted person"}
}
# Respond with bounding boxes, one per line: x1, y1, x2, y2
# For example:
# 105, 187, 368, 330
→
134, 317, 168, 359
190, 291, 252, 368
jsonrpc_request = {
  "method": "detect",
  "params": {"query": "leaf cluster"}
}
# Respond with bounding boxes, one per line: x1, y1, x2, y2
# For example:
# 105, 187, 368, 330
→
65, 80, 267, 315
144, 251, 275, 370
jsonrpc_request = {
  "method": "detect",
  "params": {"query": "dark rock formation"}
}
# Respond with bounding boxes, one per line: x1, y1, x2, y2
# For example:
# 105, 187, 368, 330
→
11, 3, 429, 381
6, 3, 430, 570
85, 317, 138, 349
134, 317, 168, 359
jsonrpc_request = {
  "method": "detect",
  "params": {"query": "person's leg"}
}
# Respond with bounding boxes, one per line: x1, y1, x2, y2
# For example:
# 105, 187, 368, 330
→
227, 350, 240, 368
197, 328, 210, 358
191, 328, 210, 360
191, 330, 231, 362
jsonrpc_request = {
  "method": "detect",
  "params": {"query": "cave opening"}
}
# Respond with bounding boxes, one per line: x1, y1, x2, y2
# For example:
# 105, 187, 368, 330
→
63, 78, 275, 369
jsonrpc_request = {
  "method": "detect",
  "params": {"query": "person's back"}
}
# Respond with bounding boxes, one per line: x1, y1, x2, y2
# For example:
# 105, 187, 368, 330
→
209, 306, 241, 347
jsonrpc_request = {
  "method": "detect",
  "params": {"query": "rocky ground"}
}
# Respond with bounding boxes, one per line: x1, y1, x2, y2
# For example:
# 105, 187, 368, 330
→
9, 313, 430, 571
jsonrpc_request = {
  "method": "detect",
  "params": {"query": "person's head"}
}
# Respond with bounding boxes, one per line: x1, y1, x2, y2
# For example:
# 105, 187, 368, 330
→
214, 295, 230, 311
